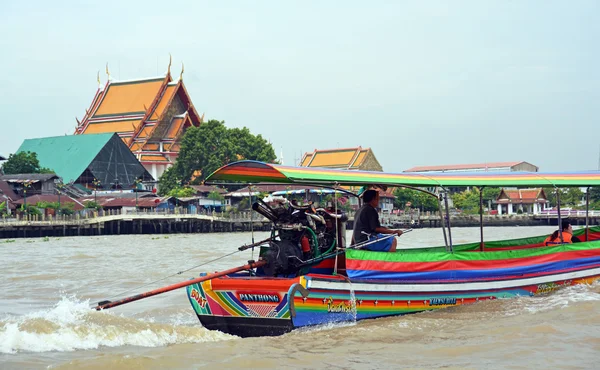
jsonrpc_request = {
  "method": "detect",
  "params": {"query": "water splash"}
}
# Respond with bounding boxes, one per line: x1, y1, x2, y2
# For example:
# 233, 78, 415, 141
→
505, 281, 600, 316
347, 279, 358, 322
0, 295, 235, 354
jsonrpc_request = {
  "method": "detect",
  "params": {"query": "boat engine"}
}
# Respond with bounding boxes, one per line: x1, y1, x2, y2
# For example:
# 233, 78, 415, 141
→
252, 198, 347, 276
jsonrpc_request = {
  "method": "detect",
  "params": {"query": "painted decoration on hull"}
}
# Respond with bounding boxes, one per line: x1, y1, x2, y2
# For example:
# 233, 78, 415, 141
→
187, 277, 307, 320
346, 241, 600, 281
290, 275, 600, 328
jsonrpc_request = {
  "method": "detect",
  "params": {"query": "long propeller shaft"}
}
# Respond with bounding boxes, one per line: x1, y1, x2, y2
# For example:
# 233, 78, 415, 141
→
94, 260, 266, 310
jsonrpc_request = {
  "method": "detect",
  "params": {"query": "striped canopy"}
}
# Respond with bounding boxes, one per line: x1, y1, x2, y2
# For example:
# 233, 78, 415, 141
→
205, 161, 600, 188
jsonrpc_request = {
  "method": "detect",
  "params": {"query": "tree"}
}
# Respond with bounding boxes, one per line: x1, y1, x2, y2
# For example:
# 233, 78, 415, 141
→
542, 187, 584, 208
168, 187, 195, 198
0, 201, 9, 217
451, 188, 481, 214
589, 187, 600, 203
393, 188, 438, 212
207, 190, 225, 209
1, 151, 53, 174
563, 188, 584, 208
481, 187, 501, 203
158, 120, 277, 195
542, 187, 557, 207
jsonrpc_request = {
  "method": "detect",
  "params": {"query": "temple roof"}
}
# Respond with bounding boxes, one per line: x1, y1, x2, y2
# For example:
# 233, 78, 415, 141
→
496, 188, 547, 204
75, 64, 203, 158
300, 146, 375, 169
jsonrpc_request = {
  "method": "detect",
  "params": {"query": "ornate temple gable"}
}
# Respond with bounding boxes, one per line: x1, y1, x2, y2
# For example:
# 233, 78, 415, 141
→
76, 76, 170, 139
149, 92, 187, 141
75, 60, 203, 181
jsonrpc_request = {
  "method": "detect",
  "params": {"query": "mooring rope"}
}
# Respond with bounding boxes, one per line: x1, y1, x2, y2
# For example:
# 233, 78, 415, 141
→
97, 249, 243, 304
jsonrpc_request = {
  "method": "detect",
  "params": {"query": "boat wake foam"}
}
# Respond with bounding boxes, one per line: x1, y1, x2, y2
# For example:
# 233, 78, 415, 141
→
0, 295, 235, 354
506, 280, 600, 316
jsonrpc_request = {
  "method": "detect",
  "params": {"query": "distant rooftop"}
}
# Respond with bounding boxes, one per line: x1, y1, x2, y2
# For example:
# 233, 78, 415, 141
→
404, 161, 539, 173
300, 146, 382, 171
0, 154, 6, 161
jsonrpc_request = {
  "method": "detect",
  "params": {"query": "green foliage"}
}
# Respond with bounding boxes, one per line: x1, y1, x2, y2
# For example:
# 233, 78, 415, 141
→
542, 187, 583, 208
84, 201, 102, 210
207, 190, 225, 202
1, 151, 54, 174
157, 166, 181, 196
563, 188, 584, 207
451, 188, 482, 214
0, 201, 9, 217
158, 120, 277, 195
20, 204, 42, 216
168, 187, 195, 198
481, 187, 501, 203
588, 187, 600, 203
236, 197, 251, 211
59, 205, 75, 215
36, 201, 59, 209
393, 188, 438, 212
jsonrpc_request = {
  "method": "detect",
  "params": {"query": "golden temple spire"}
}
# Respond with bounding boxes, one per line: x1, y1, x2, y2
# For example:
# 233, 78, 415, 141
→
167, 54, 172, 75
105, 63, 111, 81
97, 71, 101, 87
180, 62, 184, 80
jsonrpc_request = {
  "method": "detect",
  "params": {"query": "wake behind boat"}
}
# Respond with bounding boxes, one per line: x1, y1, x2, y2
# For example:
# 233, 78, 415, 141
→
96, 161, 600, 337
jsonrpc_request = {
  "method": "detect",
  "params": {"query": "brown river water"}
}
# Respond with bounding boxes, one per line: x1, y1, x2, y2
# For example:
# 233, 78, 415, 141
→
1, 226, 599, 369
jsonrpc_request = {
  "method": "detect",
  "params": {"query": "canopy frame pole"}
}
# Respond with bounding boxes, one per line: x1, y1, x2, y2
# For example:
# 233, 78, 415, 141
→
586, 187, 590, 241
443, 190, 453, 252
479, 186, 484, 251
248, 184, 255, 259
333, 182, 340, 275
556, 188, 563, 243
437, 188, 448, 250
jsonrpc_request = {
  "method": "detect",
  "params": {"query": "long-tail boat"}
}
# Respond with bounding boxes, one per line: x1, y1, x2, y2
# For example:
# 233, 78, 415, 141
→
96, 161, 600, 337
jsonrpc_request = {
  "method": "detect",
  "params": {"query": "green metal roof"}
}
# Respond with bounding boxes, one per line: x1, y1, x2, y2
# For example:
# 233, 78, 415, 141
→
16, 133, 115, 183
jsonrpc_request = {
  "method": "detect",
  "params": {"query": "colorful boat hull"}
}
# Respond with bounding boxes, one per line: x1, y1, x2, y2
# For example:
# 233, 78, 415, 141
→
186, 230, 600, 337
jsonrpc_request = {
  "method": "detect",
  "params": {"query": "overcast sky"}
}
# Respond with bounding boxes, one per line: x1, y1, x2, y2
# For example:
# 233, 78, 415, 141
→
1, 1, 598, 172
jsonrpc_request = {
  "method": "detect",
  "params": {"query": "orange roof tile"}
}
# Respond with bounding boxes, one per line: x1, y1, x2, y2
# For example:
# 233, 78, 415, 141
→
141, 154, 170, 163
93, 78, 165, 117
143, 143, 160, 151
300, 154, 313, 166
150, 84, 178, 120
351, 150, 368, 168
130, 142, 143, 151
136, 125, 154, 139
309, 150, 357, 167
301, 146, 378, 169
83, 119, 141, 134
497, 188, 546, 203
166, 116, 185, 139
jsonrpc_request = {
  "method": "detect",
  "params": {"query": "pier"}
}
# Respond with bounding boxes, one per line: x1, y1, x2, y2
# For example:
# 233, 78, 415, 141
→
0, 210, 271, 239
2, 209, 599, 239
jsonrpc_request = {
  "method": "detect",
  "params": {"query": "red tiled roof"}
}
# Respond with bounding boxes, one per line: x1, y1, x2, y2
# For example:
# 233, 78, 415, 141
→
496, 188, 547, 204
404, 162, 528, 172
190, 185, 227, 194
13, 195, 85, 210
0, 180, 20, 201
99, 198, 161, 208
